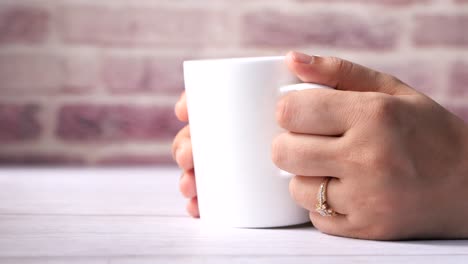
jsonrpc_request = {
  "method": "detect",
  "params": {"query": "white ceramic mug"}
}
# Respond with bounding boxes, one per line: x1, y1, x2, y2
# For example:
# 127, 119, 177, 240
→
183, 56, 331, 228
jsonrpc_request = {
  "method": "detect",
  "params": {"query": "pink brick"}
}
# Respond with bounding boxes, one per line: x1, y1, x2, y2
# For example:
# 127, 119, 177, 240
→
97, 154, 175, 166
455, 0, 468, 3
0, 53, 60, 94
59, 5, 230, 47
56, 104, 184, 141
413, 15, 468, 47
0, 53, 95, 95
0, 53, 62, 94
101, 55, 185, 94
63, 55, 100, 93
450, 61, 468, 97
0, 104, 41, 142
242, 11, 400, 49
0, 154, 84, 166
0, 5, 49, 45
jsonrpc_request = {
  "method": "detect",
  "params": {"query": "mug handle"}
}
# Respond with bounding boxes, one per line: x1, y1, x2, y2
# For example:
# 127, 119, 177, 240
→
278, 83, 334, 178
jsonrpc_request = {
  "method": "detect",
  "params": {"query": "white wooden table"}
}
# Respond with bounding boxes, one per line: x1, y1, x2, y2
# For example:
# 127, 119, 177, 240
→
0, 167, 467, 264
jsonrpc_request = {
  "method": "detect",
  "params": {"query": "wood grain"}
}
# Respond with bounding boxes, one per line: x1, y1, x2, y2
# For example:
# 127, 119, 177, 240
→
2, 256, 468, 264
0, 167, 186, 216
0, 168, 467, 263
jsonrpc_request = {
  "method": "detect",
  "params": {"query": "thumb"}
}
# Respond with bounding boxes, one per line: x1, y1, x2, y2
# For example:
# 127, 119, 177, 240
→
286, 51, 415, 95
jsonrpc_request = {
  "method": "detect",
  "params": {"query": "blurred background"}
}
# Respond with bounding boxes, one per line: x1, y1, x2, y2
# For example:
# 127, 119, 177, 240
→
0, 0, 467, 166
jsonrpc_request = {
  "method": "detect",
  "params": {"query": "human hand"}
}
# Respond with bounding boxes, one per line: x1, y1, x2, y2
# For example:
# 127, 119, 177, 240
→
172, 92, 199, 217
275, 51, 468, 240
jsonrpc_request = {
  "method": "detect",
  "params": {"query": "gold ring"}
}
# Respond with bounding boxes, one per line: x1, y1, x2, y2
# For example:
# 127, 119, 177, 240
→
315, 177, 337, 217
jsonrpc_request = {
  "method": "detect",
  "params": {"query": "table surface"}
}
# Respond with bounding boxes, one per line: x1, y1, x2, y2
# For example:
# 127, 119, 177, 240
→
0, 167, 467, 264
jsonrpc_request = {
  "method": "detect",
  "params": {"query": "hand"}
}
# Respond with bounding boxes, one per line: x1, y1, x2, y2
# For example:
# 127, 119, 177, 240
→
275, 51, 468, 240
172, 92, 200, 218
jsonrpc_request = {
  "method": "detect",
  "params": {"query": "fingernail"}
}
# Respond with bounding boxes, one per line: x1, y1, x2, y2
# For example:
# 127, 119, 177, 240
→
292, 51, 314, 64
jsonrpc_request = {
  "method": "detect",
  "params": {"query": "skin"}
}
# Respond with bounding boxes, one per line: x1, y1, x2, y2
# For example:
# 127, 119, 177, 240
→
172, 51, 468, 240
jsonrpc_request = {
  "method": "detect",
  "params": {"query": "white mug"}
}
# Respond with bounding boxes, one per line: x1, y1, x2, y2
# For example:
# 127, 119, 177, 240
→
183, 56, 331, 228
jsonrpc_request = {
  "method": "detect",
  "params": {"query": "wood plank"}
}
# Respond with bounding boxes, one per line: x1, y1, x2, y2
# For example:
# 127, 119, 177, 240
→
1, 168, 467, 262
0, 215, 467, 257
0, 167, 186, 216
3, 256, 467, 264
111, 256, 468, 264
0, 258, 106, 264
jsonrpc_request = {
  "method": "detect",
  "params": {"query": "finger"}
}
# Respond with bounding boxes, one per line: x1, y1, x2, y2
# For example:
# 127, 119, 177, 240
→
309, 211, 351, 238
286, 51, 415, 95
172, 126, 192, 169
179, 170, 197, 198
172, 125, 190, 159
289, 176, 348, 215
277, 88, 363, 135
272, 132, 345, 177
175, 137, 193, 170
187, 197, 200, 218
175, 92, 189, 122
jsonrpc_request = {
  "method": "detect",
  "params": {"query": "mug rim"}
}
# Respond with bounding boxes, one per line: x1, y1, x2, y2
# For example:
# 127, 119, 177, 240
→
184, 56, 285, 66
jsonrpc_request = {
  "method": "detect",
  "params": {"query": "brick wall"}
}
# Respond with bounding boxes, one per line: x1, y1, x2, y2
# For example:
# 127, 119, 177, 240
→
0, 0, 467, 166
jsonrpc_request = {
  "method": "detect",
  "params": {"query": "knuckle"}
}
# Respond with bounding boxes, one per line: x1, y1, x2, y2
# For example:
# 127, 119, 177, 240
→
172, 125, 190, 159
271, 134, 287, 167
288, 176, 300, 202
338, 137, 368, 170
386, 75, 403, 86
180, 172, 197, 198
331, 57, 354, 76
368, 93, 401, 125
179, 176, 190, 197
380, 73, 404, 89
276, 94, 296, 129
329, 56, 342, 69
339, 137, 390, 173
344, 136, 414, 177
171, 139, 180, 160
363, 148, 389, 171
372, 93, 393, 112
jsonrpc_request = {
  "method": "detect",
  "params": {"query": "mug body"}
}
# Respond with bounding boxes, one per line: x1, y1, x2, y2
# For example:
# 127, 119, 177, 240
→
183, 56, 310, 227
